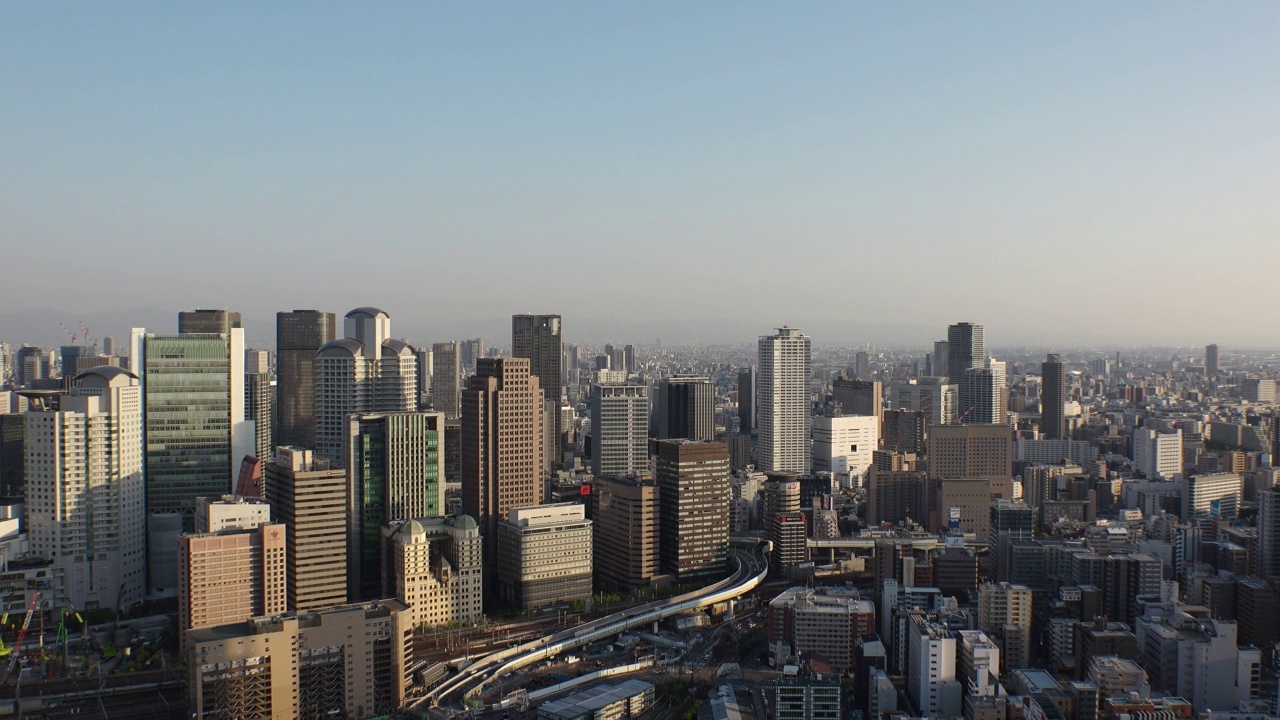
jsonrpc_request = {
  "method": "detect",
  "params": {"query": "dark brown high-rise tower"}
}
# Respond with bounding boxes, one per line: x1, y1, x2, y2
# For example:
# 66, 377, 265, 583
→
461, 357, 546, 571
1041, 353, 1066, 440
275, 310, 336, 448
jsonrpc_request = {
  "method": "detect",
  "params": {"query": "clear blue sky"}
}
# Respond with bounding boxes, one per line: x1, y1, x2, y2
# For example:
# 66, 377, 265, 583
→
3, 3, 1278, 344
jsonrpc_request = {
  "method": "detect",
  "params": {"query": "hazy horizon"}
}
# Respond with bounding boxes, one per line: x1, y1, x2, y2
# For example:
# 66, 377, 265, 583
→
4, 4, 1278, 347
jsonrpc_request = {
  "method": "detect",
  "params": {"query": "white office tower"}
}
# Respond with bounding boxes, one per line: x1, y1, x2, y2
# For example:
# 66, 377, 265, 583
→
758, 327, 812, 473
314, 308, 417, 467
812, 414, 878, 476
1133, 427, 1183, 480
1182, 472, 1243, 519
25, 367, 145, 610
889, 378, 958, 427
590, 384, 649, 477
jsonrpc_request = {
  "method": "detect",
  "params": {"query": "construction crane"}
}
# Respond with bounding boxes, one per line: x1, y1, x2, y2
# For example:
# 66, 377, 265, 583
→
3, 593, 41, 683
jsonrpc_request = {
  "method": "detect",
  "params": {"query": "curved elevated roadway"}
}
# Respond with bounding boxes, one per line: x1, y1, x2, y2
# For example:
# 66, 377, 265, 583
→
416, 538, 771, 713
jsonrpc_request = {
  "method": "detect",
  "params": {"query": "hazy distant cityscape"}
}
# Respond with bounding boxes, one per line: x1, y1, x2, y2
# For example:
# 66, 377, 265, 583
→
0, 308, 1278, 720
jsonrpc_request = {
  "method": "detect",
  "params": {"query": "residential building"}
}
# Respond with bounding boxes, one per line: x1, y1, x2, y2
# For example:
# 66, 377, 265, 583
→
1132, 427, 1183, 480
961, 359, 1007, 426
738, 368, 756, 435
908, 614, 962, 718
314, 308, 417, 467
758, 327, 812, 473
245, 370, 272, 461
1205, 344, 1219, 378
24, 367, 146, 609
978, 582, 1033, 671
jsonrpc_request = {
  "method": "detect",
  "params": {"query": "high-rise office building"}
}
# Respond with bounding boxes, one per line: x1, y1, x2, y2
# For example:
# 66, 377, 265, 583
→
25, 367, 146, 610
245, 370, 272, 460
1041, 354, 1066, 440
946, 322, 984, 383
345, 411, 446, 601
15, 345, 52, 387
1182, 472, 1242, 520
461, 357, 546, 573
460, 338, 484, 373
591, 474, 660, 590
264, 447, 348, 611
314, 308, 417, 467
758, 327, 812, 474
431, 341, 462, 418
275, 310, 336, 449
178, 309, 242, 334
737, 367, 756, 435
386, 515, 483, 629
907, 615, 961, 718
882, 409, 927, 455
868, 469, 929, 526
496, 504, 592, 611
414, 347, 433, 408
244, 349, 270, 375
656, 440, 730, 581
132, 322, 253, 597
1205, 344, 1219, 378
0, 407, 27, 497
102, 336, 117, 356
590, 384, 649, 477
1132, 427, 1183, 480
185, 599, 411, 720
657, 374, 715, 442
512, 314, 563, 466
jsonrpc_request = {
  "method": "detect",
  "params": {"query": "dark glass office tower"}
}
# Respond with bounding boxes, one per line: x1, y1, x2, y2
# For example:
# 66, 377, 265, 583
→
1041, 353, 1066, 440
657, 375, 715, 442
275, 310, 336, 448
946, 322, 984, 383
178, 309, 242, 334
512, 314, 563, 467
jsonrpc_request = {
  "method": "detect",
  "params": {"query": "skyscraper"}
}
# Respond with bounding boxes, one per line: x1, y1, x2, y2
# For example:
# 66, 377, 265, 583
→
1257, 486, 1280, 582
960, 359, 1006, 425
178, 309, 242, 334
275, 310, 336, 449
431, 341, 462, 418
264, 446, 348, 611
737, 367, 756, 435
512, 314, 563, 467
590, 383, 649, 477
131, 322, 253, 596
855, 351, 871, 380
946, 322, 984, 383
314, 308, 417, 467
245, 370, 272, 460
1041, 353, 1066, 440
758, 327, 812, 474
345, 411, 446, 601
25, 367, 146, 610
1205, 344, 1219, 378
591, 474, 660, 590
461, 357, 546, 573
656, 374, 715, 442
656, 440, 730, 581
931, 341, 949, 378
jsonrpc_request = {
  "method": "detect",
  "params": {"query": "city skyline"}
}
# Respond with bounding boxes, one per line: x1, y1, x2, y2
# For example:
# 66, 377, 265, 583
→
4, 5, 1279, 345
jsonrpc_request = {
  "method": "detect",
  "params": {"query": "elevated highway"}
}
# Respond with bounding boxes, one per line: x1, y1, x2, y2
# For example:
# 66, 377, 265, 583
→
416, 537, 770, 714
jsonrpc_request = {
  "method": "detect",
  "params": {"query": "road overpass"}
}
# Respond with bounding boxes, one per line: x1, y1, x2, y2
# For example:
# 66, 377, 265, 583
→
416, 538, 770, 715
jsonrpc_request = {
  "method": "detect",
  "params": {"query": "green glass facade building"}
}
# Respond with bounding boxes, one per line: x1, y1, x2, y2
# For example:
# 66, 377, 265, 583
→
345, 411, 445, 601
